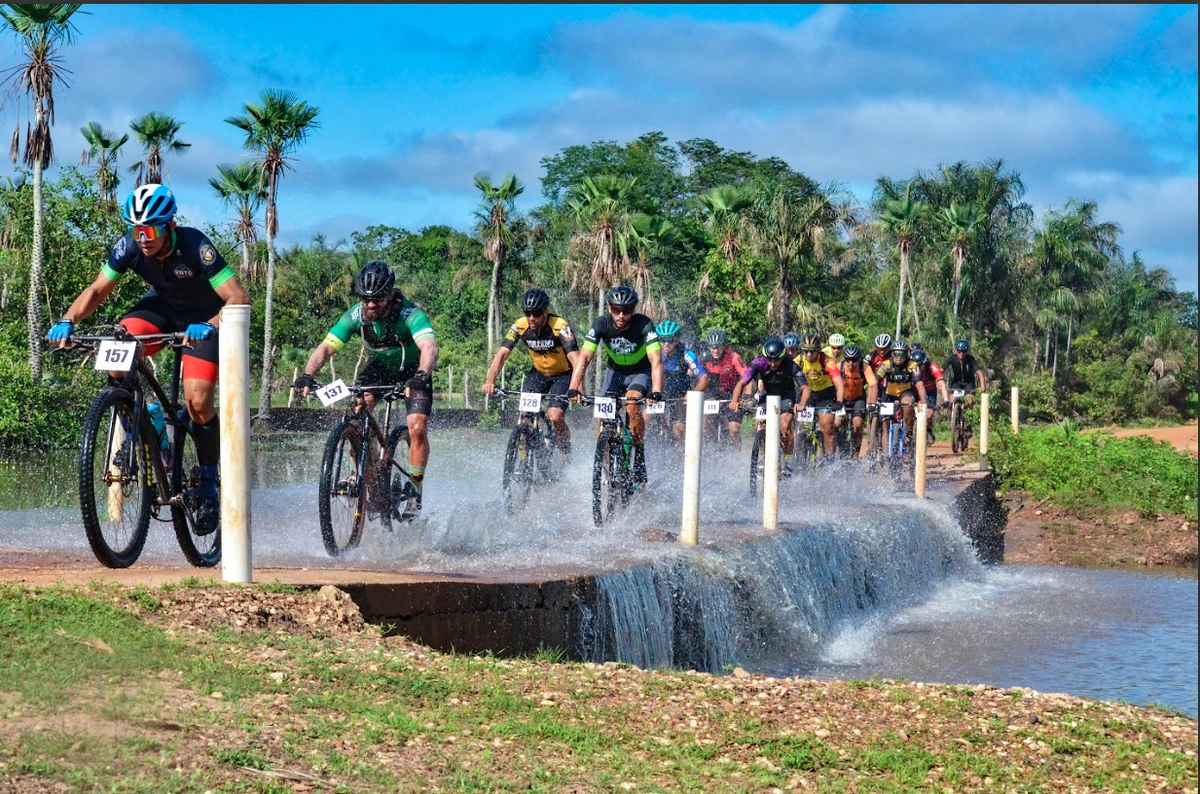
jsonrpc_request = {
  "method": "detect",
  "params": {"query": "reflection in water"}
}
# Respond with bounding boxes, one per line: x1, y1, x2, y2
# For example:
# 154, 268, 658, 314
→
1, 427, 1196, 717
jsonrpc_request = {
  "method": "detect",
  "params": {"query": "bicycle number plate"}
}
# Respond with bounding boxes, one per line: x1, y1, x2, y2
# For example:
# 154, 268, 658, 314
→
952, 389, 965, 398
518, 392, 542, 413
835, 409, 846, 417
592, 397, 617, 420
879, 402, 896, 417
316, 378, 350, 407
703, 399, 721, 415
798, 407, 815, 423
755, 406, 767, 420
94, 340, 137, 372
646, 400, 666, 415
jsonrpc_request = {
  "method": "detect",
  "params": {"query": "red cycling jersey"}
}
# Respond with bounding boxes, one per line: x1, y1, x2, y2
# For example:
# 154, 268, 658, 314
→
919, 361, 944, 395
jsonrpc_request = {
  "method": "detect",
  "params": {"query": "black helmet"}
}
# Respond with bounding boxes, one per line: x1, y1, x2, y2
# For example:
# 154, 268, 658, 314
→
705, 328, 728, 347
606, 285, 638, 308
522, 288, 550, 313
782, 332, 801, 350
800, 331, 822, 352
955, 339, 970, 352
844, 344, 863, 361
355, 260, 395, 301
891, 338, 909, 355
911, 349, 928, 364
762, 336, 786, 360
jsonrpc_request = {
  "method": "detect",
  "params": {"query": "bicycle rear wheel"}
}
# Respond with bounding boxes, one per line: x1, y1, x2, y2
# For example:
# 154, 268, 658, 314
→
502, 425, 535, 514
171, 413, 220, 567
318, 419, 367, 556
386, 426, 419, 523
592, 429, 626, 526
749, 428, 764, 494
78, 388, 153, 568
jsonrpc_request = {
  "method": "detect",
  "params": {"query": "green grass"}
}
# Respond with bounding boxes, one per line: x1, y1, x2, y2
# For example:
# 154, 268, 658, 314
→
989, 422, 1198, 516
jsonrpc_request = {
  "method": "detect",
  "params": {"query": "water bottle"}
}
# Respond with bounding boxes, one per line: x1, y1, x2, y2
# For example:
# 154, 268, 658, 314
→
146, 402, 172, 468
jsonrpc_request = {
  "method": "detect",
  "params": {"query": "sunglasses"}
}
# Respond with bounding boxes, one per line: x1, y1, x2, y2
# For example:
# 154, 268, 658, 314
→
609, 306, 634, 316
802, 348, 819, 354
131, 224, 167, 242
831, 345, 843, 350
524, 309, 546, 318
364, 296, 389, 306
660, 336, 677, 343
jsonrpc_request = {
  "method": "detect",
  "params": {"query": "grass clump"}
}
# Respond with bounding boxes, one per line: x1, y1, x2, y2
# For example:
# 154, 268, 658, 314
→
989, 422, 1198, 516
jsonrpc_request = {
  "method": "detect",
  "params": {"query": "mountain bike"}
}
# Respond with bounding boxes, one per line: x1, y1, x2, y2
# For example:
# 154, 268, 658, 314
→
493, 387, 563, 514
880, 400, 917, 480
949, 389, 971, 454
746, 397, 794, 493
864, 404, 883, 467
305, 378, 419, 557
59, 327, 220, 569
582, 395, 646, 527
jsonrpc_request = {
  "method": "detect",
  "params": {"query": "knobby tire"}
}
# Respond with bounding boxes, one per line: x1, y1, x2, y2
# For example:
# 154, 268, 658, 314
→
318, 419, 367, 556
172, 413, 221, 567
503, 425, 536, 514
386, 425, 418, 524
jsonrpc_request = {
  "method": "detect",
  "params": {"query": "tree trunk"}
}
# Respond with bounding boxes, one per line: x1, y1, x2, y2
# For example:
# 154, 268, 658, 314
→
908, 270, 921, 339
1064, 319, 1073, 374
593, 286, 604, 394
952, 248, 964, 320
486, 242, 504, 360
27, 158, 45, 380
895, 248, 908, 339
1044, 327, 1051, 370
240, 238, 251, 280
257, 183, 280, 419
1051, 334, 1058, 380
777, 259, 793, 334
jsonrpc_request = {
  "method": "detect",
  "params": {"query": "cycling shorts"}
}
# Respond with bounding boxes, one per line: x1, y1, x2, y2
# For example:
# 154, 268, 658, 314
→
882, 389, 917, 405
356, 356, 432, 417
808, 385, 838, 409
846, 397, 868, 418
120, 295, 219, 383
949, 382, 976, 396
520, 369, 571, 411
601, 368, 650, 400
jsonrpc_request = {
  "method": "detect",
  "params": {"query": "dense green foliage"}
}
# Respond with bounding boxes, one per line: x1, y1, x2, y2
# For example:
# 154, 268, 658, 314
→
989, 423, 1198, 517
0, 130, 1195, 449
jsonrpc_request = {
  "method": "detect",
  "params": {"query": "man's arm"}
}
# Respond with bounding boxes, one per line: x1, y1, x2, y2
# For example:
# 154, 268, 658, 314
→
567, 346, 595, 394
976, 361, 987, 391
865, 365, 879, 404
415, 336, 439, 375
482, 345, 512, 395
647, 346, 664, 397
60, 273, 118, 327
210, 275, 251, 326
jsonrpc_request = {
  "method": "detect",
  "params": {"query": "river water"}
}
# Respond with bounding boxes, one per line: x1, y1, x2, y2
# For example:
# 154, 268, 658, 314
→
1, 428, 1195, 718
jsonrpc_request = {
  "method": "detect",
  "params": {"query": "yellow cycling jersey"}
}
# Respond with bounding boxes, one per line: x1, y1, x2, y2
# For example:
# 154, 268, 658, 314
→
873, 358, 923, 398
501, 313, 578, 376
796, 352, 837, 392
821, 345, 844, 364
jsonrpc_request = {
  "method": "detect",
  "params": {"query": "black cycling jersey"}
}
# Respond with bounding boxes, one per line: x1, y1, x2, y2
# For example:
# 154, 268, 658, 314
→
581, 313, 660, 374
942, 353, 981, 386
103, 227, 235, 323
741, 355, 804, 399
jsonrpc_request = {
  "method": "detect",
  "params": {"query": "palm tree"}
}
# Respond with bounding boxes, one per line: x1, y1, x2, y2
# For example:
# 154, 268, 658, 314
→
627, 212, 675, 318
940, 201, 984, 320
876, 181, 927, 338
79, 121, 127, 209
209, 161, 266, 281
697, 184, 753, 298
225, 89, 320, 419
0, 2, 84, 380
127, 111, 190, 187
473, 172, 524, 360
565, 173, 636, 301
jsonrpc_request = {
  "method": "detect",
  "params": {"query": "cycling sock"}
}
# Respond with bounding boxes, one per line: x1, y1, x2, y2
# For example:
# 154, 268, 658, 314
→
198, 464, 219, 499
192, 415, 221, 465
410, 467, 425, 490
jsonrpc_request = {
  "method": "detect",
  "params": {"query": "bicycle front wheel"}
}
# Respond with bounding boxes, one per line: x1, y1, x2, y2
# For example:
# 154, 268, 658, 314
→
502, 426, 535, 514
172, 414, 221, 568
951, 405, 965, 454
749, 428, 764, 494
78, 388, 152, 568
318, 419, 367, 556
592, 430, 625, 527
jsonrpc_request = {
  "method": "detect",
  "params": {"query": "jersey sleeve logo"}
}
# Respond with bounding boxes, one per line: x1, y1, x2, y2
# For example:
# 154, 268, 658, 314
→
114, 236, 129, 258
559, 325, 574, 341
200, 244, 217, 265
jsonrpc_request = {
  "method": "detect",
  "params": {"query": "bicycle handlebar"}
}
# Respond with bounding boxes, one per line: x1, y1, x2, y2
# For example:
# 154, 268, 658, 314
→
53, 329, 190, 354
300, 379, 405, 402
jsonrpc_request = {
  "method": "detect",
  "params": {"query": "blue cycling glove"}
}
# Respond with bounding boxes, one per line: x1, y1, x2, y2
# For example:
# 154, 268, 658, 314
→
47, 320, 74, 341
185, 322, 215, 342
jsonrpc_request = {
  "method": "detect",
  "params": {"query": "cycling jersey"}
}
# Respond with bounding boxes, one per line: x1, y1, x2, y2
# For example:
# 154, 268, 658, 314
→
874, 358, 923, 399
103, 227, 235, 323
740, 356, 804, 399
839, 359, 875, 402
943, 353, 981, 387
796, 351, 839, 392
581, 313, 660, 374
821, 345, 844, 364
868, 349, 889, 370
323, 290, 436, 371
702, 348, 746, 393
918, 360, 945, 396
500, 313, 578, 377
662, 345, 703, 397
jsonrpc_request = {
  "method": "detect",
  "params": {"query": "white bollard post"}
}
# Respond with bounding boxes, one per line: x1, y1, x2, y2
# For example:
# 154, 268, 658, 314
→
763, 395, 781, 530
680, 390, 703, 546
914, 403, 928, 498
1010, 386, 1019, 434
979, 392, 990, 470
219, 304, 252, 583
447, 366, 453, 407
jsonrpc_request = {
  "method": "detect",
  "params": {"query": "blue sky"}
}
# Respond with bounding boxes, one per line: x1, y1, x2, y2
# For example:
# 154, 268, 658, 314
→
2, 4, 1196, 292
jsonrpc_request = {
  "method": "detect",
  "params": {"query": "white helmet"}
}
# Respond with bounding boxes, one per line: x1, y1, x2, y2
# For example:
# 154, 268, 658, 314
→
874, 333, 892, 349
828, 333, 846, 347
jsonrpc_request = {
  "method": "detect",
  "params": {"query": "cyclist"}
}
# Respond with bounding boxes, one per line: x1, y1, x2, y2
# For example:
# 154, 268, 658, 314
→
911, 348, 948, 445
700, 328, 748, 451
295, 260, 439, 515
656, 319, 709, 442
47, 183, 251, 536
794, 332, 845, 460
873, 339, 928, 451
943, 339, 987, 409
839, 344, 878, 459
869, 333, 892, 370
566, 285, 664, 487
782, 332, 802, 360
731, 336, 805, 474
822, 332, 846, 363
483, 288, 579, 458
